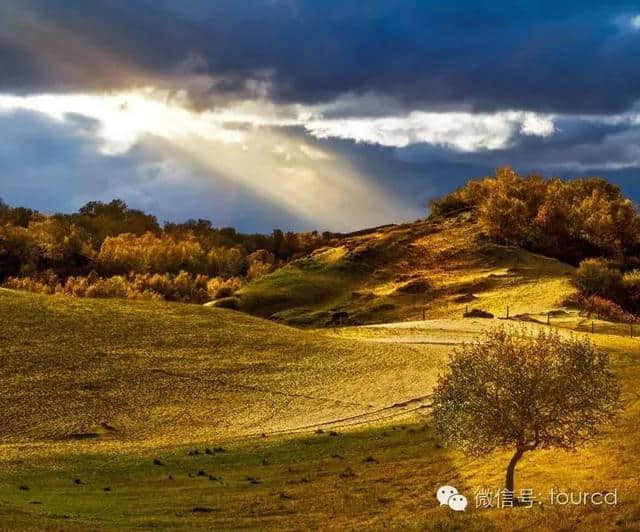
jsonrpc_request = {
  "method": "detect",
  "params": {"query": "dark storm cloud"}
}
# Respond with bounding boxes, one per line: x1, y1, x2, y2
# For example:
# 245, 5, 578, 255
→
2, 1, 640, 113
3, 1, 640, 232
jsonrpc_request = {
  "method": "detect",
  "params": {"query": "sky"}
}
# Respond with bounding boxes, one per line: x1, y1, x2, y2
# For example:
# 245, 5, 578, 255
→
2, 1, 640, 232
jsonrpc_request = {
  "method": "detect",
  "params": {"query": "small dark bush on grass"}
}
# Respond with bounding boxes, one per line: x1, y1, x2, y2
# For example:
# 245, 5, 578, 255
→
210, 296, 241, 310
463, 308, 494, 319
395, 278, 432, 294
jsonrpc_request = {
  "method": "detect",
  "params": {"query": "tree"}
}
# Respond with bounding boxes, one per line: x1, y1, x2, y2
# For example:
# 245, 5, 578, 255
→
432, 327, 620, 498
74, 199, 160, 248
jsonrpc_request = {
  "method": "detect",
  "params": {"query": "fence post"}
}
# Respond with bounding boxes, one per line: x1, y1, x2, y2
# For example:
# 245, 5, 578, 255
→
591, 321, 594, 334
547, 312, 550, 325
506, 306, 509, 319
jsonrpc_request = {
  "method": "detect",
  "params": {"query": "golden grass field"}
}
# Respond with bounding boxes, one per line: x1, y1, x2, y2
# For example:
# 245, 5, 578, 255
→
1, 279, 640, 529
237, 215, 575, 326
1, 217, 639, 530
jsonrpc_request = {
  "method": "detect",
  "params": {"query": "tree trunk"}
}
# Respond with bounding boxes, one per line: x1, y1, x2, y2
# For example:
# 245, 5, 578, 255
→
505, 447, 525, 495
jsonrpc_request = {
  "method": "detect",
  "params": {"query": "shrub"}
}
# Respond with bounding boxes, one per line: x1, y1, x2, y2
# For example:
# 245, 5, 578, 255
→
61, 276, 91, 297
571, 259, 623, 299
206, 277, 244, 299
85, 276, 128, 299
4, 276, 54, 294
623, 270, 640, 313
127, 271, 210, 303
213, 285, 234, 299
209, 296, 241, 310
563, 293, 638, 324
394, 278, 433, 294
463, 308, 494, 319
4, 271, 215, 303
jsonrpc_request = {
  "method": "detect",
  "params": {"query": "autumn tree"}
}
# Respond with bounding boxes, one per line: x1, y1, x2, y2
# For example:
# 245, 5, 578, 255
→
0, 198, 36, 227
429, 167, 640, 263
432, 327, 620, 497
26, 217, 94, 274
74, 199, 160, 248
479, 167, 546, 247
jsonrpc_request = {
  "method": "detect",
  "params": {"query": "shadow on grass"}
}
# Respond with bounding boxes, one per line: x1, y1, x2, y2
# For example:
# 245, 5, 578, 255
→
0, 420, 500, 529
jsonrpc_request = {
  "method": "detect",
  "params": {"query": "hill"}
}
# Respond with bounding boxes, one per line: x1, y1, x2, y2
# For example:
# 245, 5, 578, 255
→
1, 290, 639, 529
0, 289, 437, 447
236, 214, 575, 326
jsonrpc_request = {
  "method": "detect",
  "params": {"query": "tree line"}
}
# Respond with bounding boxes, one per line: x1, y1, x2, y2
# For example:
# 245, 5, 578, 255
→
430, 166, 640, 266
0, 198, 336, 302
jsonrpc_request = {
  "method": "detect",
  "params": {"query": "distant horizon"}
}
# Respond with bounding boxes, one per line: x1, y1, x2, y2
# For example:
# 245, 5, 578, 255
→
3, 168, 640, 235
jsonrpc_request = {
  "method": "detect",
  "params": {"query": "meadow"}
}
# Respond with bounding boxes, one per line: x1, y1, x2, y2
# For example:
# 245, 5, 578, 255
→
1, 287, 639, 529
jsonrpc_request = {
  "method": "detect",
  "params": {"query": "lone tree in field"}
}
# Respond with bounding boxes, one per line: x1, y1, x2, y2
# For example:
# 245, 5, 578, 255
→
432, 327, 620, 497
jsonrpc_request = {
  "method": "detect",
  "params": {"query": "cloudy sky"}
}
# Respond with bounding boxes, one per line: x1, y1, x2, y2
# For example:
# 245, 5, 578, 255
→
2, 1, 640, 232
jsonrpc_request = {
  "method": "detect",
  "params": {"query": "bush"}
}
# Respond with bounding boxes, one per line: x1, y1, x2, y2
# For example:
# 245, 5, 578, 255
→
85, 276, 128, 299
394, 278, 433, 294
209, 296, 241, 310
563, 293, 638, 324
463, 308, 494, 319
127, 271, 210, 303
623, 270, 640, 313
206, 277, 244, 299
213, 285, 234, 299
4, 271, 215, 303
571, 259, 622, 299
4, 276, 54, 294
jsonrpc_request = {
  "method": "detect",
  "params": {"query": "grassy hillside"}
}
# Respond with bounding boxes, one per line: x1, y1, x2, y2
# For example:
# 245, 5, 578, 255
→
237, 214, 575, 326
1, 290, 639, 529
0, 289, 440, 448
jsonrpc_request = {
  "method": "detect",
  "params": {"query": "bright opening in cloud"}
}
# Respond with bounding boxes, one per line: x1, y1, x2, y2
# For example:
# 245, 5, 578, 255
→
0, 89, 416, 229
0, 89, 246, 155
0, 88, 560, 228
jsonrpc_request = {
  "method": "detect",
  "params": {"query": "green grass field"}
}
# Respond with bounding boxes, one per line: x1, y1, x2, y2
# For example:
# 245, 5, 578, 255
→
1, 287, 640, 529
